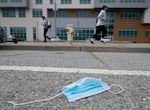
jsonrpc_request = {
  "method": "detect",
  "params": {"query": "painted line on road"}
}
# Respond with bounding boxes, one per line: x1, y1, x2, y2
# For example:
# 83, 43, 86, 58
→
0, 65, 149, 76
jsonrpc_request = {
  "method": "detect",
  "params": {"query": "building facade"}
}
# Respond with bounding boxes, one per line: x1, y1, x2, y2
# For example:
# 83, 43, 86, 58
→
0, 0, 150, 43
94, 0, 150, 43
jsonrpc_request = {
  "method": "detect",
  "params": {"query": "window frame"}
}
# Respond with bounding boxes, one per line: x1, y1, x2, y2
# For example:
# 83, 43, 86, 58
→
61, 0, 72, 4
18, 8, 25, 17
80, 0, 91, 4
32, 8, 43, 17
35, 0, 42, 4
2, 8, 16, 17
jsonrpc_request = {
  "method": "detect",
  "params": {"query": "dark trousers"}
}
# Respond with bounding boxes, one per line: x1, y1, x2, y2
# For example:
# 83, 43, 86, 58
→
44, 28, 50, 42
93, 25, 107, 40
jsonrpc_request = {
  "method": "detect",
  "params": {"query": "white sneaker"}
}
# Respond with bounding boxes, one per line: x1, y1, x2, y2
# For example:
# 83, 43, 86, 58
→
90, 38, 94, 44
100, 38, 105, 43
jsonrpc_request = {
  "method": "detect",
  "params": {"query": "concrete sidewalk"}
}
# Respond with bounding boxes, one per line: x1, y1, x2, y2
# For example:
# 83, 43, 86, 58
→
0, 41, 150, 53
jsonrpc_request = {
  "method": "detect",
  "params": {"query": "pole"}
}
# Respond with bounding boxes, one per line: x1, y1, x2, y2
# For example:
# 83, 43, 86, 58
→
54, 0, 57, 37
77, 21, 79, 41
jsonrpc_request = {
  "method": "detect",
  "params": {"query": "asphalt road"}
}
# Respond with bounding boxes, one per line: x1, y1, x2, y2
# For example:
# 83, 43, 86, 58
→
0, 50, 150, 110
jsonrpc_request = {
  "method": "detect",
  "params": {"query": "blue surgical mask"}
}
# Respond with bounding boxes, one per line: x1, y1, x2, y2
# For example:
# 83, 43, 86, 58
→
8, 77, 123, 106
62, 77, 110, 102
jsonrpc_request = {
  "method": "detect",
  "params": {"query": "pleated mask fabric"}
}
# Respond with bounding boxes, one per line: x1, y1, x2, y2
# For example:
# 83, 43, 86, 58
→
62, 77, 110, 102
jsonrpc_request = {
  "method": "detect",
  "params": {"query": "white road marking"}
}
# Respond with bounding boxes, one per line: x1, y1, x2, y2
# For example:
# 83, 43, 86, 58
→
0, 65, 149, 76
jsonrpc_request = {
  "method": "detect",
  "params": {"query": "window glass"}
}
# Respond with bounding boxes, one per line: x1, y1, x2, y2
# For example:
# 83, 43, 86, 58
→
57, 28, 94, 41
19, 8, 25, 17
99, 0, 115, 3
2, 8, 15, 17
76, 10, 90, 18
61, 0, 72, 4
80, 0, 91, 4
145, 30, 150, 38
51, 10, 69, 17
50, 0, 53, 4
32, 9, 43, 17
120, 11, 140, 19
33, 27, 36, 41
10, 27, 26, 40
119, 29, 138, 37
120, 0, 145, 2
36, 0, 42, 4
0, 0, 7, 3
11, 0, 22, 2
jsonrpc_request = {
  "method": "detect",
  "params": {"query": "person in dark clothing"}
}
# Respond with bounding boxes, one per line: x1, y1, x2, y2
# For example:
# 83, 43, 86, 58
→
41, 16, 51, 42
90, 5, 108, 44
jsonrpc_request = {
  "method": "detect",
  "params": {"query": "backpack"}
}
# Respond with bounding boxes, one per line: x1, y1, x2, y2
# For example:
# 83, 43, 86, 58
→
47, 21, 51, 28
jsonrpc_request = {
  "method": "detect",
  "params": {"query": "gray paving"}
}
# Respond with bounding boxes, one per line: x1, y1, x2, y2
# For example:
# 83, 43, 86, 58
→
0, 71, 150, 110
0, 49, 150, 110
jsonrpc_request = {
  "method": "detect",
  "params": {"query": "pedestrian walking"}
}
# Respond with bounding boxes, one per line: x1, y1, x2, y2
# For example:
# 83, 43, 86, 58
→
90, 5, 108, 44
41, 16, 51, 42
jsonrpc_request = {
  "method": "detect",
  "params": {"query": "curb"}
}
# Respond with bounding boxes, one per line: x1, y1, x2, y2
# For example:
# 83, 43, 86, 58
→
0, 43, 150, 53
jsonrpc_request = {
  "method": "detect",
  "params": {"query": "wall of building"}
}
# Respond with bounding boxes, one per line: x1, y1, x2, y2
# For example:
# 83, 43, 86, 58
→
52, 0, 94, 9
94, 0, 149, 8
0, 0, 29, 8
0, 0, 44, 41
0, 0, 95, 41
113, 9, 150, 43
143, 8, 150, 23
0, 0, 150, 42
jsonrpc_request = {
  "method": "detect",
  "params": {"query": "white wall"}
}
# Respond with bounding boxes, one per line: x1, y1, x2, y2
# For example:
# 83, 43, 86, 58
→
44, 0, 94, 9
0, 0, 47, 41
0, 0, 94, 41
1, 0, 149, 41
143, 8, 150, 24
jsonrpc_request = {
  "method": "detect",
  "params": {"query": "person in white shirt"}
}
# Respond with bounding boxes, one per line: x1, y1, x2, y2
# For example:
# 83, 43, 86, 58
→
90, 5, 108, 44
41, 16, 51, 42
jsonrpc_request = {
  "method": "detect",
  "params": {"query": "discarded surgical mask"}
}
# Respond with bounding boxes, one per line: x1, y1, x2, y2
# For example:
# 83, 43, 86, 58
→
62, 77, 110, 102
8, 77, 124, 106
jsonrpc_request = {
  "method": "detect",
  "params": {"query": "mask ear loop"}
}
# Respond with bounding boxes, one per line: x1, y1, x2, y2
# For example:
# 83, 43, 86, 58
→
7, 84, 124, 107
7, 92, 63, 107
108, 84, 124, 95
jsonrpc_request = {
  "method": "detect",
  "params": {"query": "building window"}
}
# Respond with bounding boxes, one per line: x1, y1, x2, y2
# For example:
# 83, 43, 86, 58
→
0, 27, 7, 41
2, 8, 15, 17
33, 27, 36, 41
76, 10, 90, 18
80, 0, 91, 4
32, 9, 43, 17
105, 11, 115, 36
51, 10, 69, 17
18, 8, 25, 17
120, 0, 145, 2
57, 28, 67, 40
119, 29, 138, 38
57, 28, 94, 40
11, 0, 22, 2
61, 0, 72, 4
99, 0, 115, 3
50, 0, 53, 4
36, 0, 42, 4
120, 11, 140, 19
0, 0, 7, 3
145, 30, 150, 38
10, 27, 26, 41
77, 29, 94, 40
